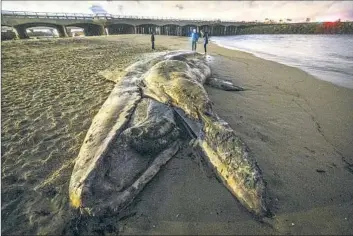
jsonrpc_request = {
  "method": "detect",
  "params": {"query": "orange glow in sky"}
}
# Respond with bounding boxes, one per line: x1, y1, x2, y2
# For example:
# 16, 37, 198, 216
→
315, 16, 342, 22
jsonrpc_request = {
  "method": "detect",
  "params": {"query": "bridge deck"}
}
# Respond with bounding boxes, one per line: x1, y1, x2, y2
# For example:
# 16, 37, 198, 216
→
1, 10, 259, 39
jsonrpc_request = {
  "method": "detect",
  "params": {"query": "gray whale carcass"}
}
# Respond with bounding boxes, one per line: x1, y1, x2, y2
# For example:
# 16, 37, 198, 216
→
69, 51, 268, 217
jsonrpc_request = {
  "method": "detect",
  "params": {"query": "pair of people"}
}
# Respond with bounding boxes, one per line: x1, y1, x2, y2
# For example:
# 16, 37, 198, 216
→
191, 29, 209, 54
151, 30, 209, 53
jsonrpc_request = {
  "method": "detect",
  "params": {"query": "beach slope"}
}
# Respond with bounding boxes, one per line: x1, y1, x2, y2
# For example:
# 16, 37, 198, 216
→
1, 35, 352, 235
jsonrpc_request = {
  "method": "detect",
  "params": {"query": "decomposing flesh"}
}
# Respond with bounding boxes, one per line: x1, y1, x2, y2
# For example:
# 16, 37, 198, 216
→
69, 51, 268, 218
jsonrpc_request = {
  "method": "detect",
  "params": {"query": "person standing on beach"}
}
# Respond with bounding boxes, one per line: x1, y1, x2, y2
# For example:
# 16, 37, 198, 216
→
151, 32, 155, 50
203, 31, 209, 55
191, 29, 199, 51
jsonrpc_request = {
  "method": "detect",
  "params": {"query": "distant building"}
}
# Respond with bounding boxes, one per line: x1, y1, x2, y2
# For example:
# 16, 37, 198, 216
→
306, 18, 311, 22
72, 31, 85, 37
67, 27, 85, 37
1, 26, 14, 32
25, 28, 59, 37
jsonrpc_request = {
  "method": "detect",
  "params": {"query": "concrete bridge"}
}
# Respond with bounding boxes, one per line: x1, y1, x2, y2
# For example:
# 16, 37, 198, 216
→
1, 10, 256, 39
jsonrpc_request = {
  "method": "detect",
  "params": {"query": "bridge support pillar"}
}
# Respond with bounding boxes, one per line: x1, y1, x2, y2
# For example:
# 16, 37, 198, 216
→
57, 25, 68, 37
12, 28, 20, 39
197, 26, 199, 33
13, 26, 29, 39
83, 28, 89, 36
105, 27, 109, 35
66, 28, 72, 37
235, 26, 238, 35
99, 25, 105, 36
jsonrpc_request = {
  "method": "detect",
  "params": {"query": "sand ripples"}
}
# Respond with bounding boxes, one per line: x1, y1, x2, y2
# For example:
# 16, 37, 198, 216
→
1, 37, 164, 234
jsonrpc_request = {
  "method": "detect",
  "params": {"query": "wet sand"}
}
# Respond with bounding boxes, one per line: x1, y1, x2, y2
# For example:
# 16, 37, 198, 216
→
117, 35, 353, 235
2, 35, 353, 235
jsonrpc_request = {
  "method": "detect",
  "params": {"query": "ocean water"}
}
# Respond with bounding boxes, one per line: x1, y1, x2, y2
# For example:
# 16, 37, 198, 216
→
211, 35, 353, 89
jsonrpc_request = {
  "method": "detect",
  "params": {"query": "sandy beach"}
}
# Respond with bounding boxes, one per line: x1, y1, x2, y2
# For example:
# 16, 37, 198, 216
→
2, 35, 353, 235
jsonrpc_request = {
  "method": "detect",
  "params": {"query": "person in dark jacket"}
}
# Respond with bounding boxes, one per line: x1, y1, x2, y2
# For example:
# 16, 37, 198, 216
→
203, 31, 209, 54
151, 32, 155, 50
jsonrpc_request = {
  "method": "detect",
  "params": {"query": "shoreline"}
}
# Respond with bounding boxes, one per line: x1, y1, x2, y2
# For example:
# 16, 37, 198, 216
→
116, 35, 353, 235
212, 41, 353, 89
209, 35, 353, 90
2, 35, 353, 235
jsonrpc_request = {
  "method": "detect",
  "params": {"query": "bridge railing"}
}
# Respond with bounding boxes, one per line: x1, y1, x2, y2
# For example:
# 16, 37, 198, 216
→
1, 10, 244, 24
2, 10, 96, 20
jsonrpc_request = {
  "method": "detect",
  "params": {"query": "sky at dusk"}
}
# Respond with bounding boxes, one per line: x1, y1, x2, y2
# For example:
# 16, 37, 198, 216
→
2, 1, 353, 22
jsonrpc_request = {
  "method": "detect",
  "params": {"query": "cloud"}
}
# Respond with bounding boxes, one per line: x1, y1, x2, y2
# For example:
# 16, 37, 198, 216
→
118, 5, 123, 12
2, 1, 353, 22
175, 4, 184, 10
247, 1, 258, 8
89, 5, 107, 14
